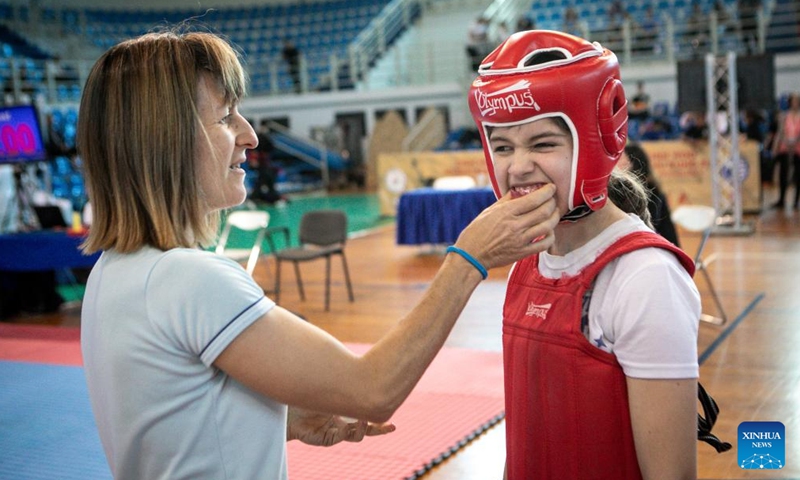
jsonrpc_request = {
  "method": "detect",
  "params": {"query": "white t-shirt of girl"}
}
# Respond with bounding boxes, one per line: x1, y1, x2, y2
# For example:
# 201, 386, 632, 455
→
537, 214, 701, 380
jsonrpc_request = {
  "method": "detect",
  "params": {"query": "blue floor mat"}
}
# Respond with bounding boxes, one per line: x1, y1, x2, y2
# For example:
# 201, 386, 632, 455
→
0, 362, 111, 480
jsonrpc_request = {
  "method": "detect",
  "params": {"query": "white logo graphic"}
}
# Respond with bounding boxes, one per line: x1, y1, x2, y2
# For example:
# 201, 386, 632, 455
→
525, 302, 552, 319
475, 80, 541, 117
384, 168, 408, 194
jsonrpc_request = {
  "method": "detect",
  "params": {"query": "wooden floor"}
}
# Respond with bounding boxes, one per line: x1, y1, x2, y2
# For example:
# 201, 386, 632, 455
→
7, 187, 800, 479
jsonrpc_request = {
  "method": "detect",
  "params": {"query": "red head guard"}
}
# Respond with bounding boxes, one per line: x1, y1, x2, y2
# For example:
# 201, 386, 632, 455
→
468, 30, 628, 219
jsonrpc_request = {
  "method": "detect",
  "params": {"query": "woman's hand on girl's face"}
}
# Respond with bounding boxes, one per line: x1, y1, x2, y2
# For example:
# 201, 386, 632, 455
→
455, 184, 559, 271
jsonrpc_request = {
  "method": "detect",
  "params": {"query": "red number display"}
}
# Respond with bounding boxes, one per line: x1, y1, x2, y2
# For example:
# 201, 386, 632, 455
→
0, 123, 38, 156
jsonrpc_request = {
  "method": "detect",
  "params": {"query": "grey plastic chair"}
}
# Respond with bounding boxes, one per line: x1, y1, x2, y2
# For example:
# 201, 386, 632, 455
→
270, 209, 354, 311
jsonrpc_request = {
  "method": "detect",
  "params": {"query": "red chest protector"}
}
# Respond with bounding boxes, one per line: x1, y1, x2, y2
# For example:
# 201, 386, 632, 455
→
503, 231, 694, 480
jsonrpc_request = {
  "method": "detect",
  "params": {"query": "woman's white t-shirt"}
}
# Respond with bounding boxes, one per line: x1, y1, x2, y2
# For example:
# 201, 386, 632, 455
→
81, 247, 285, 480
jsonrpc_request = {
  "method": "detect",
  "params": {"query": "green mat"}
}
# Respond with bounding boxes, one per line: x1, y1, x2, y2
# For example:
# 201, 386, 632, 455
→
259, 192, 392, 244
57, 284, 86, 303
219, 192, 392, 250
57, 192, 391, 303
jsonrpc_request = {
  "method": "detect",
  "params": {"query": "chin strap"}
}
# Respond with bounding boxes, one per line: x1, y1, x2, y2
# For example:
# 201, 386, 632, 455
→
560, 204, 593, 223
697, 382, 732, 453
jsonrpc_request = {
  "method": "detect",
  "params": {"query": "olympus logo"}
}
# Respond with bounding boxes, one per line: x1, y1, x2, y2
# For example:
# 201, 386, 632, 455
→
475, 80, 541, 117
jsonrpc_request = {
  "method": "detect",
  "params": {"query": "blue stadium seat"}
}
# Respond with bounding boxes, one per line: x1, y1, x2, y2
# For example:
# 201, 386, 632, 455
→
0, 0, 396, 97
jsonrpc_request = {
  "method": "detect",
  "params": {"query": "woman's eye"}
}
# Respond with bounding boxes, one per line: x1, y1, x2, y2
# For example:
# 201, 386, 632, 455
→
220, 114, 233, 124
493, 145, 511, 154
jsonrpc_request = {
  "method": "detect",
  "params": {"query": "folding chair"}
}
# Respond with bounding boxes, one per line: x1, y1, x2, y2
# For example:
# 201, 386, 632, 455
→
216, 210, 278, 276
671, 205, 728, 325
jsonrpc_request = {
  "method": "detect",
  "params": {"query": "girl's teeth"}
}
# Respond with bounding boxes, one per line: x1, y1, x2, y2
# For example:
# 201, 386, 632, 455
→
515, 185, 541, 195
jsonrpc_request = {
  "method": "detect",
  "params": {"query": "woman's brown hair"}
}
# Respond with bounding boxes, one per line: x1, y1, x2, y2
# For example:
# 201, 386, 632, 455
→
78, 29, 246, 254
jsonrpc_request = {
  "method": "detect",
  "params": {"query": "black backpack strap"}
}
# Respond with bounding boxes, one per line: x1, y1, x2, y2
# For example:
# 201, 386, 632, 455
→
697, 382, 732, 453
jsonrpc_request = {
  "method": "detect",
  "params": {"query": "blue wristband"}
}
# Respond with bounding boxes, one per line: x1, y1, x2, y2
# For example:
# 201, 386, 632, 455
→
446, 245, 488, 280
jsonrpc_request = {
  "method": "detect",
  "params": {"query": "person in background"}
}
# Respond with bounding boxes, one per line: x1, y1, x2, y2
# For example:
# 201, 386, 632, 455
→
628, 80, 651, 121
607, 0, 625, 29
712, 0, 735, 34
466, 16, 491, 71
680, 110, 708, 140
561, 7, 582, 37
685, 1, 709, 57
620, 143, 681, 247
45, 111, 77, 160
282, 39, 301, 93
77, 28, 560, 480
515, 15, 535, 32
740, 108, 771, 185
637, 6, 661, 54
469, 30, 703, 479
0, 164, 16, 234
605, 0, 625, 45
247, 124, 285, 205
493, 21, 511, 45
770, 92, 800, 209
737, 0, 762, 53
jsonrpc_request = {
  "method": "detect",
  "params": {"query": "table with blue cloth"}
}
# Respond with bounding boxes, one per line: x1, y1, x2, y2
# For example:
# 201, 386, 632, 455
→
0, 230, 100, 318
396, 187, 497, 245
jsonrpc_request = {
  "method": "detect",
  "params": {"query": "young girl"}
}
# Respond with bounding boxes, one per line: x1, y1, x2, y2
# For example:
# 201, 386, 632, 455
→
468, 30, 701, 479
77, 29, 560, 479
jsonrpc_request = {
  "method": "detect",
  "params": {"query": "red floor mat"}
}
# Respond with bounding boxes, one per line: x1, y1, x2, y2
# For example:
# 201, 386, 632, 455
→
0, 325, 505, 479
0, 323, 82, 365
287, 343, 505, 480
